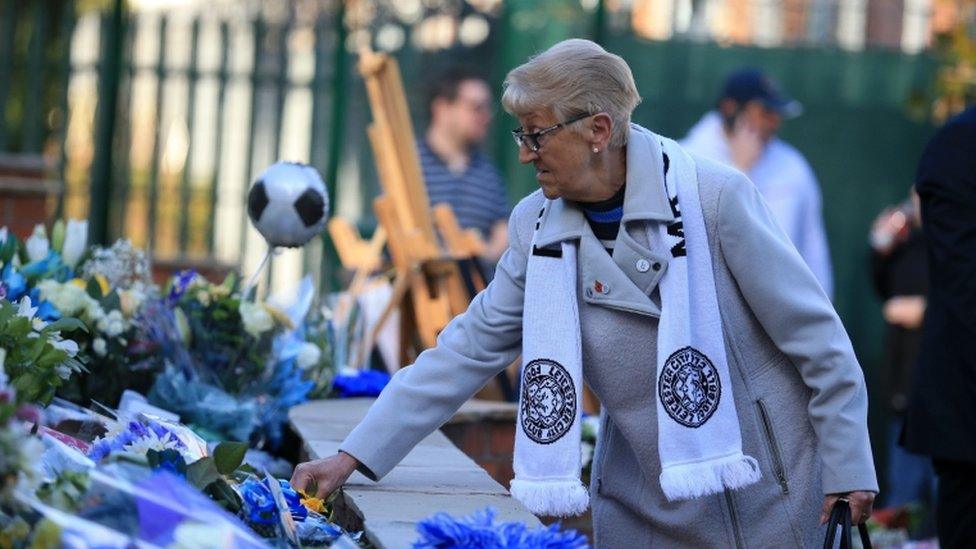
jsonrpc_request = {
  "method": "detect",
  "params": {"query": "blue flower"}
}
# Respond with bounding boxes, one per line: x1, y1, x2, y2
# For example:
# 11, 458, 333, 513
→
86, 420, 186, 462
240, 478, 277, 526
266, 478, 308, 522
332, 370, 391, 398
19, 252, 73, 282
240, 477, 309, 526
166, 270, 197, 305
1, 264, 27, 301
27, 288, 61, 321
413, 507, 589, 549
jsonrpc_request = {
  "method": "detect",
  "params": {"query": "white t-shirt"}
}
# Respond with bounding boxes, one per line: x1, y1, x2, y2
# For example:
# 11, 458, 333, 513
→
681, 112, 833, 298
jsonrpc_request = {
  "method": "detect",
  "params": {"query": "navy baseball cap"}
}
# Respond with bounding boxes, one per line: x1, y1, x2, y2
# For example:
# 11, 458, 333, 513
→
720, 68, 803, 118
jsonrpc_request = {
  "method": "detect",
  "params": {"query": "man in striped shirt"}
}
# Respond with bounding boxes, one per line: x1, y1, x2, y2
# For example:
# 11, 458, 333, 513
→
420, 68, 510, 268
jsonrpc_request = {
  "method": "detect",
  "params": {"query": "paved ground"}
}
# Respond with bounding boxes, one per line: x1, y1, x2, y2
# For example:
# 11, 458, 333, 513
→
289, 398, 541, 549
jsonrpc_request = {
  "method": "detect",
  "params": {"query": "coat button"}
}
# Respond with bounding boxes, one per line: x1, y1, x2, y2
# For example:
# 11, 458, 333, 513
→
635, 258, 651, 273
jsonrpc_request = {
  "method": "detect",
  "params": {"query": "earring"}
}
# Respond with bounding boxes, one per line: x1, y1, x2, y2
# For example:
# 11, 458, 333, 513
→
592, 147, 599, 153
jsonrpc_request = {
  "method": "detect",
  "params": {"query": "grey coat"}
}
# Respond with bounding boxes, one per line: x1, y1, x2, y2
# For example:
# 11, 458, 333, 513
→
341, 125, 878, 548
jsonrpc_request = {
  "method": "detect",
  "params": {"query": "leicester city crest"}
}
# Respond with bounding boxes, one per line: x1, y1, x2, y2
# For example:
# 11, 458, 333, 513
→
658, 346, 721, 428
520, 359, 577, 445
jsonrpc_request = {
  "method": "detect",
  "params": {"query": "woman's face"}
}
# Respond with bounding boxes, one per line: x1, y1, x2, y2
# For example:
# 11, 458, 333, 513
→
516, 109, 596, 201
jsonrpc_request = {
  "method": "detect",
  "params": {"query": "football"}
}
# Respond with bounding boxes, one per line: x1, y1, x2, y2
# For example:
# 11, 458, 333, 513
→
247, 162, 329, 248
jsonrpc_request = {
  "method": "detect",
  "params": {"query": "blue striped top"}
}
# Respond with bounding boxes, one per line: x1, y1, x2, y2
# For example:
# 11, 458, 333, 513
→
580, 184, 626, 255
418, 140, 510, 236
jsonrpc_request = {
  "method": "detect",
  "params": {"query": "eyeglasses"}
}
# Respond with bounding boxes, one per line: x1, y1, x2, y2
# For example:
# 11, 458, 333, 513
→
511, 113, 593, 152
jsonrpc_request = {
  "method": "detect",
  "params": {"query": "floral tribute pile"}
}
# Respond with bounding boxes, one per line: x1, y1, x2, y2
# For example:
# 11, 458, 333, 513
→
0, 220, 393, 547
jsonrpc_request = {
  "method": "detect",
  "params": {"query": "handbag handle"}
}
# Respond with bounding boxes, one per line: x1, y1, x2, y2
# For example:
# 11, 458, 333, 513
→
822, 498, 872, 549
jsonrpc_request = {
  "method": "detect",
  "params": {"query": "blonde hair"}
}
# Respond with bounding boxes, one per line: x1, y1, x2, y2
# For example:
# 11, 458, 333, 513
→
501, 39, 641, 149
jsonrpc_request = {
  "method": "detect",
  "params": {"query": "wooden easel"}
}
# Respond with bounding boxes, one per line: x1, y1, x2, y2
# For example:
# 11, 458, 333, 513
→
356, 48, 479, 365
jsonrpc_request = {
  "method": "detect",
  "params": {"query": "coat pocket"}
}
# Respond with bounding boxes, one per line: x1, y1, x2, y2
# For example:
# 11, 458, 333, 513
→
756, 399, 790, 495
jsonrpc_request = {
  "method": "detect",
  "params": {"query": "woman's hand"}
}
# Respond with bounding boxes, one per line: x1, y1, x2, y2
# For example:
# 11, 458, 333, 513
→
820, 491, 875, 525
290, 452, 360, 500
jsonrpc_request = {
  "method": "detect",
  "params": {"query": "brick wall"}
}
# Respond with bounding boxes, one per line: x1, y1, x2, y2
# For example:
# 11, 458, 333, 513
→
441, 417, 515, 488
0, 154, 61, 237
440, 400, 593, 538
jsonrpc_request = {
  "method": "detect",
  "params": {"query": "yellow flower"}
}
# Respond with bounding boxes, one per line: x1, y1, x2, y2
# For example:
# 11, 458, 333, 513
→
71, 275, 109, 296
300, 492, 325, 514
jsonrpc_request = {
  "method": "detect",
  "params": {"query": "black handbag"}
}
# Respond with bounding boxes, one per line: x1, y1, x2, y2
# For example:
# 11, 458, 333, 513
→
822, 498, 872, 549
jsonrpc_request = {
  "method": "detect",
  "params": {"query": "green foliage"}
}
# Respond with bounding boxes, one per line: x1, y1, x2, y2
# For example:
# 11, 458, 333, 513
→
0, 300, 83, 406
186, 456, 221, 490
36, 471, 91, 512
213, 441, 248, 475
931, 1, 976, 120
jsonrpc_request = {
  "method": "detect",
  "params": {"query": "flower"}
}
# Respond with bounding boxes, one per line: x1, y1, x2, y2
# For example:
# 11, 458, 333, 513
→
239, 301, 274, 338
118, 288, 145, 317
37, 280, 97, 317
96, 310, 127, 337
240, 478, 277, 526
239, 477, 310, 526
274, 478, 309, 521
332, 369, 391, 398
414, 507, 589, 549
50, 338, 79, 357
92, 338, 107, 357
194, 289, 211, 306
167, 270, 198, 305
16, 296, 38, 320
87, 420, 189, 463
299, 492, 325, 513
60, 220, 88, 268
296, 342, 321, 370
1, 264, 27, 301
25, 225, 49, 263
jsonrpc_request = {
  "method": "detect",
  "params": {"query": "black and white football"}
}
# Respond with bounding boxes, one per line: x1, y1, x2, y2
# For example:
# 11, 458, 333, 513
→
247, 162, 329, 248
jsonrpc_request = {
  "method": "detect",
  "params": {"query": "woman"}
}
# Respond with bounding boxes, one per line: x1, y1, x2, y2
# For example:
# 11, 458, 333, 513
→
292, 39, 877, 547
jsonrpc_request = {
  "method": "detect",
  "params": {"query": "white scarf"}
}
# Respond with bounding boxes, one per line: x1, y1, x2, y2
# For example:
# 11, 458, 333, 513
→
511, 135, 761, 517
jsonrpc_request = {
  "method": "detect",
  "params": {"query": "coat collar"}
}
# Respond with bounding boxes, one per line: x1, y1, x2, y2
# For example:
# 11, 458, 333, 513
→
535, 124, 675, 248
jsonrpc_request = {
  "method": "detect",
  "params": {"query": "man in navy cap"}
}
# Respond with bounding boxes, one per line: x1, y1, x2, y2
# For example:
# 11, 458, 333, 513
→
682, 68, 833, 297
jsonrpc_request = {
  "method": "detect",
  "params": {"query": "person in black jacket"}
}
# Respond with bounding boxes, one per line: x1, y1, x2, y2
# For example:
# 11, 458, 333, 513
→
902, 105, 976, 548
870, 190, 933, 514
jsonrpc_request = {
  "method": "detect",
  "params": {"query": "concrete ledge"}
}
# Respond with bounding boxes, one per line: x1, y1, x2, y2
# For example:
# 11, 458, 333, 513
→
289, 398, 541, 549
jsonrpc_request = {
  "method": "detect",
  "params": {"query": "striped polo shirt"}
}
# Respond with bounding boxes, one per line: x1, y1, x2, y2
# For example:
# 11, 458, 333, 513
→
418, 140, 510, 237
580, 184, 626, 255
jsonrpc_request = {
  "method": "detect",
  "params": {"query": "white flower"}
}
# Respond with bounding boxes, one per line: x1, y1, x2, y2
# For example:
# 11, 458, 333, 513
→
86, 301, 106, 322
239, 301, 273, 338
61, 219, 88, 268
92, 338, 107, 357
55, 364, 73, 379
37, 280, 97, 317
296, 342, 322, 369
195, 289, 211, 307
118, 288, 145, 317
25, 224, 49, 263
123, 430, 185, 458
16, 296, 38, 320
51, 338, 79, 357
96, 310, 126, 337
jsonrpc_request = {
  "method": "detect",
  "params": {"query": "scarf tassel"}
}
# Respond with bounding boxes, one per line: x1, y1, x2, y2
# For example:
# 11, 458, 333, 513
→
659, 454, 762, 502
510, 478, 590, 517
